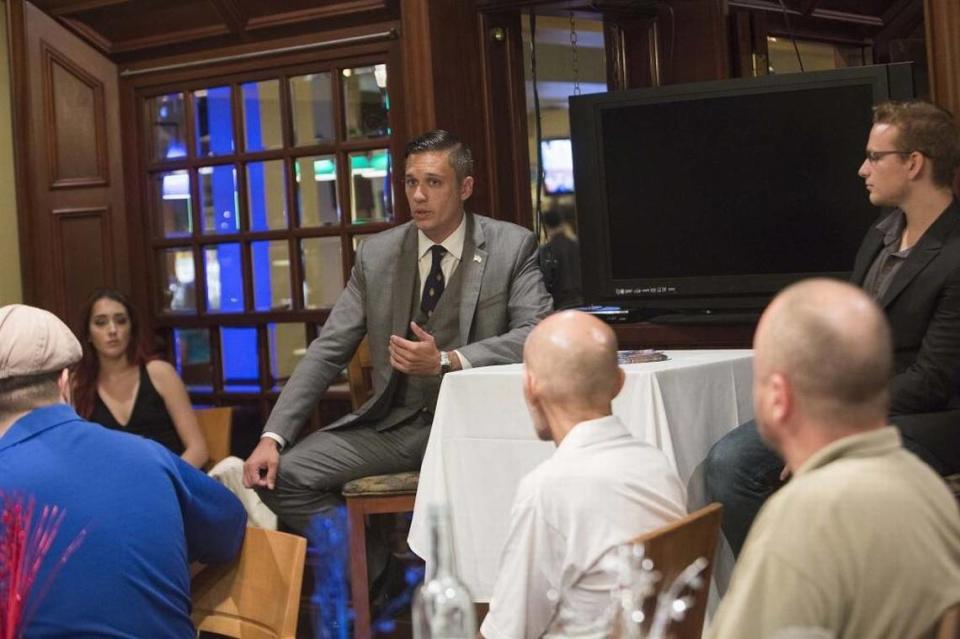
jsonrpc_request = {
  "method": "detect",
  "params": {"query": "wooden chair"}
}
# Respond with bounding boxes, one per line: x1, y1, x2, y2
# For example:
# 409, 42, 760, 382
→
195, 406, 233, 470
631, 503, 723, 639
940, 603, 960, 639
191, 527, 307, 639
944, 474, 960, 504
342, 336, 420, 639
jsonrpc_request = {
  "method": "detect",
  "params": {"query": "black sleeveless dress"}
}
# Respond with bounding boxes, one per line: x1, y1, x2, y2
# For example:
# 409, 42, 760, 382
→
90, 365, 185, 456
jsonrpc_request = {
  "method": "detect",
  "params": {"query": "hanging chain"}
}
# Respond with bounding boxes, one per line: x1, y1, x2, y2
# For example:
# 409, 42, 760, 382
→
569, 12, 581, 96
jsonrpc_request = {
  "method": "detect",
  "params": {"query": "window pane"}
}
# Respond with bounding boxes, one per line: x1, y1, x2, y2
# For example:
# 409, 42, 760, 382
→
301, 237, 343, 309
290, 73, 334, 146
199, 165, 239, 234
145, 93, 187, 162
268, 323, 306, 390
154, 170, 193, 237
342, 65, 389, 139
193, 86, 234, 157
204, 243, 244, 312
252, 240, 292, 311
174, 328, 213, 393
295, 155, 339, 227
246, 160, 288, 231
241, 79, 283, 152
160, 248, 196, 313
349, 150, 393, 224
221, 327, 260, 392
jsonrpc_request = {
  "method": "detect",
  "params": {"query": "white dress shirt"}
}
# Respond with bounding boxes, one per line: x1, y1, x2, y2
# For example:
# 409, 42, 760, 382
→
480, 415, 687, 639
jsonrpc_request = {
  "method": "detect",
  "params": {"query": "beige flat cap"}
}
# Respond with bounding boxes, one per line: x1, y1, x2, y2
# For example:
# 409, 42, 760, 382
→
0, 304, 82, 380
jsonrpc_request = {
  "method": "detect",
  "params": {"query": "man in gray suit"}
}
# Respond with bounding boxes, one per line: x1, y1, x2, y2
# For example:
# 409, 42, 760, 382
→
242, 130, 553, 540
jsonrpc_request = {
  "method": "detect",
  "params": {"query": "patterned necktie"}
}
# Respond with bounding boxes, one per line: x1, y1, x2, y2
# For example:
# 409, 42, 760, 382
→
420, 245, 447, 315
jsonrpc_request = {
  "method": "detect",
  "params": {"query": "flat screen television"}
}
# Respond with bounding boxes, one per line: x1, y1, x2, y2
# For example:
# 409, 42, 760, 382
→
541, 138, 575, 195
569, 63, 922, 320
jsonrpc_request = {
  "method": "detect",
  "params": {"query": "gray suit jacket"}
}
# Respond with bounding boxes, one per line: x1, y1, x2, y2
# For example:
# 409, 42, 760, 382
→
264, 213, 553, 443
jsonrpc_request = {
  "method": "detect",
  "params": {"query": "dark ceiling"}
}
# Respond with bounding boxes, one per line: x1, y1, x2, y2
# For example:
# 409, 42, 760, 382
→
29, 0, 923, 65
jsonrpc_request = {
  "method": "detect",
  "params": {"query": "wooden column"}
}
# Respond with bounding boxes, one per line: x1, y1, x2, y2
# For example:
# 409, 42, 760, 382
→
924, 0, 960, 193
924, 0, 960, 117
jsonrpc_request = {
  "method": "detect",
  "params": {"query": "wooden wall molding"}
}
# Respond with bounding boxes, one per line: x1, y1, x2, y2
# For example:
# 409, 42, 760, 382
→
50, 205, 115, 329
245, 0, 389, 31
41, 39, 109, 189
46, 0, 128, 17
6, 0, 36, 303
32, 0, 396, 63
209, 0, 247, 35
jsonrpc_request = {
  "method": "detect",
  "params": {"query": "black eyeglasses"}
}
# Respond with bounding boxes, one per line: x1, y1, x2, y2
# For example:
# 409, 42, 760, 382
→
865, 150, 913, 164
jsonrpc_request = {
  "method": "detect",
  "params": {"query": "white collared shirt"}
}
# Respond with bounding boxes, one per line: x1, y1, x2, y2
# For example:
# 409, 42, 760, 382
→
417, 214, 467, 299
481, 415, 687, 639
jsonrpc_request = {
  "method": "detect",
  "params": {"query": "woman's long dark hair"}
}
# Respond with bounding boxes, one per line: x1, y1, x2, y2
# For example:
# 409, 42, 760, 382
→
72, 288, 153, 419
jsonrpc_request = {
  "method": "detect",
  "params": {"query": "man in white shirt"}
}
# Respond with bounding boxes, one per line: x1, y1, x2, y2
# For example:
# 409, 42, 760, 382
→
480, 310, 687, 639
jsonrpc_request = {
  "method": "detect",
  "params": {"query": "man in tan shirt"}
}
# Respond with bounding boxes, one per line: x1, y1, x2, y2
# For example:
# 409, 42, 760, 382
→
709, 279, 960, 639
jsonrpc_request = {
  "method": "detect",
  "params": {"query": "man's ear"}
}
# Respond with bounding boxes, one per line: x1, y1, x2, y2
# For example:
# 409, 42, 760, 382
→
613, 366, 625, 398
767, 372, 793, 427
906, 151, 926, 181
58, 368, 73, 406
460, 175, 474, 201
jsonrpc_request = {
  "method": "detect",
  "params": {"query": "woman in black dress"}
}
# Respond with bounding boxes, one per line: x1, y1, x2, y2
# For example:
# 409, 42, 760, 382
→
72, 288, 208, 468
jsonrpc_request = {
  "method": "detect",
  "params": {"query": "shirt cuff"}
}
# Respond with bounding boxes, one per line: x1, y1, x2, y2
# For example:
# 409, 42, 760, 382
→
261, 432, 286, 450
454, 349, 472, 370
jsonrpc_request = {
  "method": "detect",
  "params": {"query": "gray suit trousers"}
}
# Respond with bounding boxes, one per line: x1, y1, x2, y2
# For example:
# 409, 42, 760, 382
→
255, 413, 431, 535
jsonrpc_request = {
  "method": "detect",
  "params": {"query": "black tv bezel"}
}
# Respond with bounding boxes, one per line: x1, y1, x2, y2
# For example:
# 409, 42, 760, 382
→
569, 63, 918, 314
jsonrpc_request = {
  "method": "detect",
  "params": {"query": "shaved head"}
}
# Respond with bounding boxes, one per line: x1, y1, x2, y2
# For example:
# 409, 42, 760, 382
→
523, 311, 622, 442
755, 278, 892, 430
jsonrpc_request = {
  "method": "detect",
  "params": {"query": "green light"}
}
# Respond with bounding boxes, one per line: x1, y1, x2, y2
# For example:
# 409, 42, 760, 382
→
313, 158, 335, 175
371, 153, 390, 171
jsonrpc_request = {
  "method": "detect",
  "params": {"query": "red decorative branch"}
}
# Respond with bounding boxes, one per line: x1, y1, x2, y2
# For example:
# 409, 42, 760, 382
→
0, 493, 86, 639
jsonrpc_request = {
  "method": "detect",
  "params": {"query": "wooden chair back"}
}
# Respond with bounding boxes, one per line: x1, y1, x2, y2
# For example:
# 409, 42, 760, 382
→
195, 406, 233, 469
191, 527, 307, 639
347, 336, 374, 410
631, 502, 723, 639
939, 603, 960, 639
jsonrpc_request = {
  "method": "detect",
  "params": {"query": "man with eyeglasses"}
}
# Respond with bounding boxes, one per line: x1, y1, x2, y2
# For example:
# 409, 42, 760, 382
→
705, 100, 960, 560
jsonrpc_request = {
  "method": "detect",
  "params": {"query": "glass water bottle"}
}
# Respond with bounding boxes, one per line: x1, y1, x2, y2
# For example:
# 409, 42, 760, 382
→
411, 505, 477, 639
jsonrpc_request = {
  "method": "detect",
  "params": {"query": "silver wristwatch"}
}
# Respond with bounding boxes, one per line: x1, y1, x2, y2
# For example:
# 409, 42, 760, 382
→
439, 350, 452, 376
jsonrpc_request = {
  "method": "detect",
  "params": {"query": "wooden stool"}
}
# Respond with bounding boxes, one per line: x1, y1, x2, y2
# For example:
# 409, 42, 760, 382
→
945, 474, 960, 503
342, 471, 420, 639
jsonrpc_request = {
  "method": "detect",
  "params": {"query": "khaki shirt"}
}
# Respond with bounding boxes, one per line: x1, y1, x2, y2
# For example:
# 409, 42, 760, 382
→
709, 427, 960, 639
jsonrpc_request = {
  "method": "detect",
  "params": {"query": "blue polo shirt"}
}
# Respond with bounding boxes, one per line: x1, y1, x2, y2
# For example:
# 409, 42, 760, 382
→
0, 404, 246, 638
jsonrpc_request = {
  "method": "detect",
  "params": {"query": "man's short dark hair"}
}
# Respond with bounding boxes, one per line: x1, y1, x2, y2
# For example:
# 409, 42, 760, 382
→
873, 101, 960, 189
541, 211, 563, 230
404, 129, 474, 182
0, 371, 61, 421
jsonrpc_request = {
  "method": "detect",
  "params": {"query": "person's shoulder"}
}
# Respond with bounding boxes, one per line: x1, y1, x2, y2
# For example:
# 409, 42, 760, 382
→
145, 358, 177, 378
474, 213, 534, 239
145, 359, 182, 391
360, 220, 415, 248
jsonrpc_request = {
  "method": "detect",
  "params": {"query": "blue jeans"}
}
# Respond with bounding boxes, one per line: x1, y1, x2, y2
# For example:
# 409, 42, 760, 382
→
704, 415, 957, 558
703, 420, 782, 557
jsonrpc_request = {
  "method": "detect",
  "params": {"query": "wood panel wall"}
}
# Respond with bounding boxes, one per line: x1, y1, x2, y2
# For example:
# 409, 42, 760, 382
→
7, 0, 128, 331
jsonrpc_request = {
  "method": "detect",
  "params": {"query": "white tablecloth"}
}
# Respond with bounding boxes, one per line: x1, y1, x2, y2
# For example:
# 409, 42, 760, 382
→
408, 349, 754, 601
